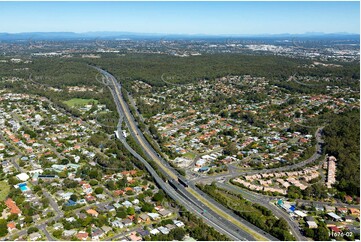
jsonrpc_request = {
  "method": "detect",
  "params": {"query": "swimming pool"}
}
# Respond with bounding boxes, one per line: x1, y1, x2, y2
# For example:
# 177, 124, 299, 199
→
19, 183, 29, 192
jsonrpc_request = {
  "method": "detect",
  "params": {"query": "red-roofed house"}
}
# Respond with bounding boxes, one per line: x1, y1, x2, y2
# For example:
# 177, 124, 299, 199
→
7, 222, 16, 233
76, 232, 89, 241
5, 198, 21, 215
113, 190, 124, 196
330, 226, 341, 234
86, 209, 98, 217
344, 195, 353, 203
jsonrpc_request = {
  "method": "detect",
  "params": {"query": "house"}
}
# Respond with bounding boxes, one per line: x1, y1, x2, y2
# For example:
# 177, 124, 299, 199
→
125, 187, 133, 192
91, 228, 105, 240
7, 222, 16, 233
16, 173, 29, 181
150, 228, 160, 235
111, 219, 124, 229
122, 218, 133, 227
139, 214, 150, 223
147, 213, 160, 220
5, 198, 21, 215
133, 187, 143, 194
122, 200, 133, 208
86, 209, 99, 217
136, 228, 150, 237
165, 224, 176, 230
305, 216, 315, 222
76, 232, 89, 241
158, 226, 170, 235
53, 223, 64, 230
344, 216, 354, 223
306, 221, 318, 229
63, 229, 77, 238
173, 220, 185, 228
76, 213, 87, 220
344, 195, 353, 203
327, 212, 342, 221
105, 205, 115, 212
101, 225, 112, 234
314, 205, 324, 212
128, 231, 142, 241
29, 232, 42, 241
85, 194, 96, 202
329, 226, 341, 234
113, 190, 124, 196
113, 202, 121, 209
336, 207, 348, 214
349, 208, 360, 216
58, 192, 73, 200
96, 204, 107, 213
158, 209, 172, 217
293, 210, 307, 218
325, 220, 337, 227
324, 205, 335, 212
96, 194, 106, 200
65, 217, 76, 222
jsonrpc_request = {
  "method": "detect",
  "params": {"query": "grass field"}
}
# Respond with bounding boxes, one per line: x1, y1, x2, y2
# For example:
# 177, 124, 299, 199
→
183, 152, 196, 160
63, 98, 98, 107
0, 181, 10, 201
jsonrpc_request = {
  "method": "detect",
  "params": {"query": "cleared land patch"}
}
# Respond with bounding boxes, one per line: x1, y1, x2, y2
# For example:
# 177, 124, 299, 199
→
63, 98, 98, 107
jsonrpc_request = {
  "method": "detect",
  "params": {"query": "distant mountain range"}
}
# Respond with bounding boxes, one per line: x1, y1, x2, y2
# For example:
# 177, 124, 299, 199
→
0, 31, 359, 41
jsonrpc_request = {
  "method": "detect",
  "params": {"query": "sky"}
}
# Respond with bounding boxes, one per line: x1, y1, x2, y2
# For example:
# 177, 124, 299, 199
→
0, 1, 359, 35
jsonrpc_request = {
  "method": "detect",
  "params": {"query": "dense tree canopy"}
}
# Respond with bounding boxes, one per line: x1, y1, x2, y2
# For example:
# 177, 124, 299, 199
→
323, 109, 360, 196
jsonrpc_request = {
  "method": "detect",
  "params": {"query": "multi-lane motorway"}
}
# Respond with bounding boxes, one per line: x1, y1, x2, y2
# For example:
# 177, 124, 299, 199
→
94, 66, 277, 241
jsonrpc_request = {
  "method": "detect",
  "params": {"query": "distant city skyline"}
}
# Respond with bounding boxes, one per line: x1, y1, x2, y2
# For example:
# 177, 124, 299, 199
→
0, 1, 359, 35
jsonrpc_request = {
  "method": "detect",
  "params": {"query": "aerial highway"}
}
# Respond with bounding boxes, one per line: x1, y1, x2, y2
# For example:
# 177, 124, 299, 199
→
93, 66, 277, 241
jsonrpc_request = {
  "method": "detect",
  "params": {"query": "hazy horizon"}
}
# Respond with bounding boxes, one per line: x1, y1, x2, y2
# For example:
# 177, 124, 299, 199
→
0, 2, 359, 35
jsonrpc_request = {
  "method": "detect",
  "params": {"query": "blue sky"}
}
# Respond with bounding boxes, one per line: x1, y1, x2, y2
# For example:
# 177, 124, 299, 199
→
0, 1, 359, 34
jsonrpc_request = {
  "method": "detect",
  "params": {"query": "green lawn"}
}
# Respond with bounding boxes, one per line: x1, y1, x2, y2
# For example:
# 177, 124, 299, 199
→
63, 98, 98, 107
0, 181, 10, 201
183, 152, 196, 160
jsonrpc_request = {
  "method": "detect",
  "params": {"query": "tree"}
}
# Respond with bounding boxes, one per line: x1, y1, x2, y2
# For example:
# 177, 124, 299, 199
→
315, 226, 330, 241
127, 207, 135, 215
116, 209, 127, 219
58, 171, 67, 179
52, 230, 63, 238
94, 187, 104, 194
223, 142, 238, 156
89, 180, 98, 186
152, 190, 165, 202
172, 227, 186, 241
141, 202, 154, 213
24, 216, 33, 224
287, 186, 302, 199
70, 194, 78, 202
304, 228, 315, 238
27, 227, 39, 234
0, 219, 7, 237
89, 169, 99, 179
